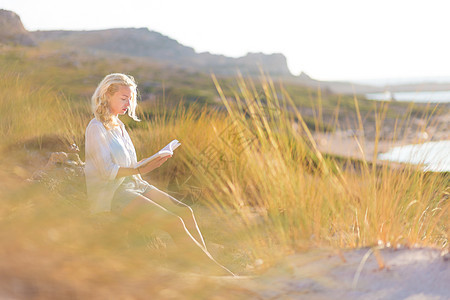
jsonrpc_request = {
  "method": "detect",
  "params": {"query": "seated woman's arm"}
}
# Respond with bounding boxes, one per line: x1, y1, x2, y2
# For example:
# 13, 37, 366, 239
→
86, 122, 171, 180
85, 122, 120, 180
116, 155, 171, 178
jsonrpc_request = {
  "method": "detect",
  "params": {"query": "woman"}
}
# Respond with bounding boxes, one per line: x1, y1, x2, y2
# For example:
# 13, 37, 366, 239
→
85, 73, 235, 276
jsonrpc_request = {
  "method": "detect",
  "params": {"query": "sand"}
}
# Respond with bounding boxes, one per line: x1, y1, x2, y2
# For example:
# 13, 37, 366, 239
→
229, 247, 450, 300
312, 112, 450, 166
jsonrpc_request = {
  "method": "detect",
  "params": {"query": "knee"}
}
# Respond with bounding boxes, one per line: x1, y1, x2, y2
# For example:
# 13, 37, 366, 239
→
184, 205, 194, 214
175, 205, 194, 219
157, 212, 183, 229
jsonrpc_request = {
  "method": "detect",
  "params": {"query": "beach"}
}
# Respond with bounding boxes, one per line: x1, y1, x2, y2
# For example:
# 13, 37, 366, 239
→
312, 111, 450, 170
224, 247, 450, 299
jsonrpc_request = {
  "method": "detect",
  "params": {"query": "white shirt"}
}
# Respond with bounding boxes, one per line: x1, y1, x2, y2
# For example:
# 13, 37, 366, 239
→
84, 118, 145, 213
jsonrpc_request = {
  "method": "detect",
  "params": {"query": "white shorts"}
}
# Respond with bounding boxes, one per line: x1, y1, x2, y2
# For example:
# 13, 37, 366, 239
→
111, 176, 156, 212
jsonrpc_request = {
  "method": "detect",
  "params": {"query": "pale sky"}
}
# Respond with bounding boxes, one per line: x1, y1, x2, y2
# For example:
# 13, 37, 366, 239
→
1, 0, 450, 82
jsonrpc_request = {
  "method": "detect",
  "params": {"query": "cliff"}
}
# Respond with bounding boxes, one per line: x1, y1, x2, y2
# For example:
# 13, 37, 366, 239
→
0, 9, 35, 46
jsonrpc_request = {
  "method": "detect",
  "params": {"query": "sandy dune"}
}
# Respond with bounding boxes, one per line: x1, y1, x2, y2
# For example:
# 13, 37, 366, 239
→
227, 247, 449, 299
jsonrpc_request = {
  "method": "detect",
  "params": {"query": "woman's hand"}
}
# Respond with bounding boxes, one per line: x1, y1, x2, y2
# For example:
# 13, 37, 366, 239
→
115, 155, 172, 179
138, 155, 172, 175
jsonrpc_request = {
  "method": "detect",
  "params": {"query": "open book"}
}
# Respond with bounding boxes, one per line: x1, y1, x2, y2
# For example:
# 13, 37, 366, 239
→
135, 139, 180, 168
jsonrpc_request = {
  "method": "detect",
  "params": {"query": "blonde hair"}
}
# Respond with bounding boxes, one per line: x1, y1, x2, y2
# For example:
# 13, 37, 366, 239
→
91, 73, 140, 129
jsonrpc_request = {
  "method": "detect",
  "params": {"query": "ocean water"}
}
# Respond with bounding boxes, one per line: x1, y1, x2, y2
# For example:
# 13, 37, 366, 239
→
366, 91, 450, 103
378, 141, 450, 172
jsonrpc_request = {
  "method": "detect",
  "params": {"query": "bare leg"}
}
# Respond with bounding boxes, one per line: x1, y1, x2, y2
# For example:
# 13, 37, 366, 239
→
120, 191, 236, 276
143, 187, 207, 250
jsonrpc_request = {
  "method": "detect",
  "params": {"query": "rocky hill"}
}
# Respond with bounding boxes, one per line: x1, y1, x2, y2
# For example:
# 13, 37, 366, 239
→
32, 28, 292, 76
0, 9, 388, 94
0, 9, 35, 46
28, 24, 379, 94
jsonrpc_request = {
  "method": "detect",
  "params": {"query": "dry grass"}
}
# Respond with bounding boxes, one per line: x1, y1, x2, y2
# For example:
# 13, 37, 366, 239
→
0, 69, 448, 298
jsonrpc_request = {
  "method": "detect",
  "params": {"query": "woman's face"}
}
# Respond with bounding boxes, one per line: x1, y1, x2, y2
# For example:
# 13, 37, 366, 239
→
109, 85, 132, 116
